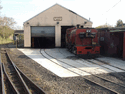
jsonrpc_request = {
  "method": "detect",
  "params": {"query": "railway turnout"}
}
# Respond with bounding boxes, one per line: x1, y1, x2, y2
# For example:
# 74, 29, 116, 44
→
0, 48, 45, 94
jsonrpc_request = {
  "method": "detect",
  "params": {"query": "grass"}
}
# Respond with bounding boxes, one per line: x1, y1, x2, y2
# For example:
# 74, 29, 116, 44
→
0, 37, 13, 44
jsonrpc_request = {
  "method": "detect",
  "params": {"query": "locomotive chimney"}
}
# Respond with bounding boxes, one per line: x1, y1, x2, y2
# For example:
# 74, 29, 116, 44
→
77, 24, 80, 28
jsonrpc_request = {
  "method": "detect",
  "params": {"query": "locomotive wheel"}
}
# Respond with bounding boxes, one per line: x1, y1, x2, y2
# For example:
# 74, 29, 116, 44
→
69, 48, 72, 52
73, 50, 77, 55
72, 46, 77, 55
69, 46, 73, 52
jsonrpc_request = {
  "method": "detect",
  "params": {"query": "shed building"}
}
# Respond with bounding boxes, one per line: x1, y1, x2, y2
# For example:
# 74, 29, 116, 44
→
14, 30, 24, 35
13, 30, 24, 40
24, 4, 92, 48
97, 28, 125, 60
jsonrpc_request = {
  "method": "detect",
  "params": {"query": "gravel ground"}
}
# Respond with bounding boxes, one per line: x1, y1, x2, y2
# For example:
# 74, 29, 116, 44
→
8, 48, 112, 94
1, 44, 125, 94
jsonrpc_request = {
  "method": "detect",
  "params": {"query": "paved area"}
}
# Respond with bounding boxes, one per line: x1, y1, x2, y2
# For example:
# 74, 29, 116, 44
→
18, 48, 125, 77
97, 57, 125, 70
18, 49, 79, 77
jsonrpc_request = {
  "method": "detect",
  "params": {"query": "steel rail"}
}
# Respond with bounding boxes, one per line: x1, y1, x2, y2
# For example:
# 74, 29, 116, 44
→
58, 48, 125, 81
1, 54, 20, 94
40, 49, 119, 94
58, 49, 125, 86
3, 50, 30, 94
0, 52, 4, 94
1, 49, 17, 94
86, 59, 125, 72
77, 59, 125, 87
1, 63, 17, 94
58, 48, 125, 87
5, 44, 46, 94
85, 59, 125, 77
16, 65, 46, 94
39, 49, 82, 76
57, 49, 125, 93
95, 58, 125, 72
1, 63, 6, 94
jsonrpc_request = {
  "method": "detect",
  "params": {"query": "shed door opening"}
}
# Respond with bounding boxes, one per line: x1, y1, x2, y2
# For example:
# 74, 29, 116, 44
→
31, 26, 55, 48
31, 37, 55, 48
115, 32, 123, 58
61, 26, 74, 47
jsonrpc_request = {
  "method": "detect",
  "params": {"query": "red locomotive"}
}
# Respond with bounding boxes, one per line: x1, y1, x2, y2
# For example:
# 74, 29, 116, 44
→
66, 25, 100, 58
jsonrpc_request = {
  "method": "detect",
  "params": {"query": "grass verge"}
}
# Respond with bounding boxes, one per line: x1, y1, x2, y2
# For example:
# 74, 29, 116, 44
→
0, 37, 13, 44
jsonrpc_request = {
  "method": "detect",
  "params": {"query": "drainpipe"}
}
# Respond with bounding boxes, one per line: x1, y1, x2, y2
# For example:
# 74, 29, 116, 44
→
123, 32, 125, 60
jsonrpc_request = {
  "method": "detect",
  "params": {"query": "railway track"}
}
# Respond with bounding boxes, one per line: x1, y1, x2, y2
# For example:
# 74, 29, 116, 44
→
94, 58, 125, 73
59, 48, 125, 81
42, 48, 125, 94
1, 63, 17, 94
0, 49, 45, 94
85, 59, 125, 80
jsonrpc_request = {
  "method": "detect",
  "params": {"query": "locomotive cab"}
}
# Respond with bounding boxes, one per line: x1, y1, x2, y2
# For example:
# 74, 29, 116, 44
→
79, 29, 96, 39
79, 32, 86, 39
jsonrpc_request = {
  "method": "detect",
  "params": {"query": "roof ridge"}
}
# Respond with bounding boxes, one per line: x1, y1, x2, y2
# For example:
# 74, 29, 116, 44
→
56, 3, 92, 23
24, 4, 57, 24
24, 3, 92, 24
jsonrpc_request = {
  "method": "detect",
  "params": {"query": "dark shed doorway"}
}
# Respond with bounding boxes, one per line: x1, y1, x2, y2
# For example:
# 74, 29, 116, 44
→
61, 26, 74, 47
31, 26, 55, 48
31, 37, 55, 48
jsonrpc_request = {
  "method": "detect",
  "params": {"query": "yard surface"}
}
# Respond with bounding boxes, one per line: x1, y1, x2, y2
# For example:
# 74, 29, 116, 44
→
1, 44, 125, 94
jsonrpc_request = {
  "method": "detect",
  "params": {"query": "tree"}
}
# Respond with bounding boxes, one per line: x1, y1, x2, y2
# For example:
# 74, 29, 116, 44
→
0, 1, 16, 43
0, 16, 16, 41
96, 24, 113, 28
116, 19, 124, 27
0, 16, 16, 29
0, 26, 14, 41
4, 27, 14, 41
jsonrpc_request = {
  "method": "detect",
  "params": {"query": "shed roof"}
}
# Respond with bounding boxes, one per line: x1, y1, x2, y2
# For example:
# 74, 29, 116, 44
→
14, 30, 24, 34
97, 27, 125, 32
24, 3, 92, 24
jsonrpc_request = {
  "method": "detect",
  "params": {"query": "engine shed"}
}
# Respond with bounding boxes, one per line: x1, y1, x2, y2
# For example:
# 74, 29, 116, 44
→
24, 4, 92, 48
97, 28, 125, 60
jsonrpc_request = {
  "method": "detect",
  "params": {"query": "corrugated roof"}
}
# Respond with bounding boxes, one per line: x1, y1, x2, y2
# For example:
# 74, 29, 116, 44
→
110, 29, 125, 32
14, 30, 24, 34
97, 27, 125, 32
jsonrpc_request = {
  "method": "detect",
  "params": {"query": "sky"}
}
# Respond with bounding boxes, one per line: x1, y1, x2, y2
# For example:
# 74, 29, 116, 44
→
1, 0, 125, 28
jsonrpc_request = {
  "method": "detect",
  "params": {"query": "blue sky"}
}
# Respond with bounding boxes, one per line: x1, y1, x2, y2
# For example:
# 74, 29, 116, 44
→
1, 0, 124, 28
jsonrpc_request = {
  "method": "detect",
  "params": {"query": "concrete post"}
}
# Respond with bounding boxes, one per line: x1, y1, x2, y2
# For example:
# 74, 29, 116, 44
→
24, 25, 31, 47
55, 24, 61, 47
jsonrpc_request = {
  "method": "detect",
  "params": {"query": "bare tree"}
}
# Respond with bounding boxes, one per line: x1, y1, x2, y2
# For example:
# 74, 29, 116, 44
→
0, 16, 16, 28
0, 1, 16, 42
96, 24, 113, 28
116, 19, 123, 27
0, 17, 16, 41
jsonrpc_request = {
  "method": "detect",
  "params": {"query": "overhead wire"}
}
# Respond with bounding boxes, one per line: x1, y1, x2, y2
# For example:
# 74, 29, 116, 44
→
101, 0, 121, 26
106, 0, 121, 13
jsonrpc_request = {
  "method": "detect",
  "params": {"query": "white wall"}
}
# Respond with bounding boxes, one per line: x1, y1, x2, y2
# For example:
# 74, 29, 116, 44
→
24, 4, 92, 47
